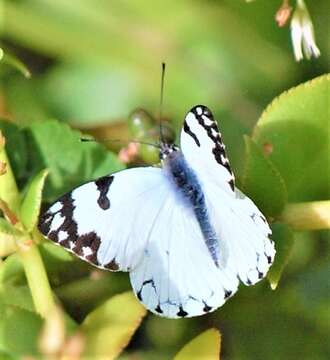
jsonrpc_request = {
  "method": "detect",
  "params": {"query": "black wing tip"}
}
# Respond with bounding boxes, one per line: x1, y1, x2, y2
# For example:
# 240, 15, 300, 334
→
38, 211, 51, 236
189, 105, 214, 118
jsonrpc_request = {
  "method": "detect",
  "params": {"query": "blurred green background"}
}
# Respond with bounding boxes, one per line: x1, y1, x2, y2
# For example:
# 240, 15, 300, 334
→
0, 0, 329, 359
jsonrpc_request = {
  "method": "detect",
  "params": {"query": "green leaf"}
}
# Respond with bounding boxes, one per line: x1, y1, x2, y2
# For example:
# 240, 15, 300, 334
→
0, 242, 88, 290
0, 301, 43, 357
253, 75, 330, 202
20, 169, 49, 232
0, 254, 25, 287
0, 219, 26, 256
39, 242, 91, 287
267, 223, 295, 290
55, 273, 129, 319
0, 285, 35, 313
0, 50, 31, 78
40, 242, 74, 264
242, 136, 287, 217
174, 328, 221, 360
293, 260, 330, 329
81, 291, 146, 358
0, 242, 74, 288
4, 77, 49, 126
24, 120, 124, 202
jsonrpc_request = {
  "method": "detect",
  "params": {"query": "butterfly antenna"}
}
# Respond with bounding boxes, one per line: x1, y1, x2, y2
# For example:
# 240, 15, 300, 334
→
80, 137, 160, 149
159, 62, 166, 144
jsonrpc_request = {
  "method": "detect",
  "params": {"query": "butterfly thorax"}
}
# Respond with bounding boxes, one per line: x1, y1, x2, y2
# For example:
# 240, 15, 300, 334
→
162, 148, 202, 206
159, 142, 179, 161
162, 146, 220, 267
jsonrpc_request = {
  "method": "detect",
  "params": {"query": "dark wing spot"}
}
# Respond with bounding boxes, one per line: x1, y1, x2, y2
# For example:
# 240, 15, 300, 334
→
228, 179, 235, 191
48, 230, 59, 242
60, 192, 76, 218
258, 271, 264, 279
190, 105, 235, 190
260, 215, 267, 223
95, 175, 114, 210
177, 306, 188, 317
39, 192, 110, 269
38, 212, 53, 235
59, 237, 71, 249
73, 231, 101, 265
155, 304, 163, 314
224, 290, 232, 299
40, 192, 78, 245
202, 107, 211, 117
104, 258, 119, 271
183, 121, 200, 147
191, 105, 213, 119
203, 303, 212, 313
137, 279, 157, 302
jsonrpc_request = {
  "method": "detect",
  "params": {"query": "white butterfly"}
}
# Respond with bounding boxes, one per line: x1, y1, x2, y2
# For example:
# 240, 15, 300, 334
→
39, 105, 275, 318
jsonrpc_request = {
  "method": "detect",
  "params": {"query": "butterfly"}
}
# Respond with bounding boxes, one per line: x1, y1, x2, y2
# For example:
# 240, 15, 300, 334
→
38, 105, 275, 319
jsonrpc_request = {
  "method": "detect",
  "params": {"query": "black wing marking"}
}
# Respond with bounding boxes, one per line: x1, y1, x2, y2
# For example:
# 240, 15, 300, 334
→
184, 105, 235, 191
38, 177, 119, 271
95, 175, 114, 210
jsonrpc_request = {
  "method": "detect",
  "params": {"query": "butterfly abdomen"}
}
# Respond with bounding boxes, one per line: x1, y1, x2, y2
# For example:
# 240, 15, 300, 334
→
164, 150, 220, 267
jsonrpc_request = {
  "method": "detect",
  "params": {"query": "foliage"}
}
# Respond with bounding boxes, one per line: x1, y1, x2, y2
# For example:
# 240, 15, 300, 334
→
174, 328, 221, 360
0, 0, 329, 359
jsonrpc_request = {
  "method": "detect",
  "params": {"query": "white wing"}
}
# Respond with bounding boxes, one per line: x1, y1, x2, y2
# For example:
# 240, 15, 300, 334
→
39, 105, 275, 319
128, 171, 275, 319
205, 184, 275, 286
129, 184, 240, 318
38, 167, 169, 271
180, 105, 275, 284
40, 164, 241, 318
181, 105, 235, 195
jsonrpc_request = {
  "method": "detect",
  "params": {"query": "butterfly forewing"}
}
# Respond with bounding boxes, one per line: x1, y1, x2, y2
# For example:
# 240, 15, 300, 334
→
181, 105, 235, 194
181, 105, 275, 286
38, 167, 169, 271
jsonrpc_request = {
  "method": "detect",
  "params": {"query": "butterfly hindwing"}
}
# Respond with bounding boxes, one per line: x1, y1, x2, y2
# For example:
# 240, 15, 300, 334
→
129, 186, 239, 318
204, 183, 275, 286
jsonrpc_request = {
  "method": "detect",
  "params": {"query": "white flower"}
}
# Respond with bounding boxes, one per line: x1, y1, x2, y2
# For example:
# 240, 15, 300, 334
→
290, 0, 320, 61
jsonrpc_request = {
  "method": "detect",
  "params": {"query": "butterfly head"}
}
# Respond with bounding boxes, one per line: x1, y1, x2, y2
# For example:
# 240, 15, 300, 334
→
159, 142, 179, 161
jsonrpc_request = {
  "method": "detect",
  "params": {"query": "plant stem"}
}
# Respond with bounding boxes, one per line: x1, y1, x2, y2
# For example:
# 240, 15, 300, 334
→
18, 238, 55, 317
0, 131, 20, 213
0, 132, 55, 316
279, 200, 330, 230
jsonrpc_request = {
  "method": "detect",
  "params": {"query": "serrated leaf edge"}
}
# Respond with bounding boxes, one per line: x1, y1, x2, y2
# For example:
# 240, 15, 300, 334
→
20, 168, 49, 232
254, 74, 330, 134
81, 291, 147, 358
